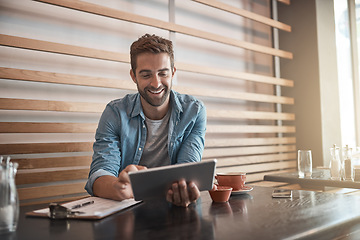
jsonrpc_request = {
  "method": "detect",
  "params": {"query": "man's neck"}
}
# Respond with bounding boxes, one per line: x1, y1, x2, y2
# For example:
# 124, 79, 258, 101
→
141, 98, 170, 120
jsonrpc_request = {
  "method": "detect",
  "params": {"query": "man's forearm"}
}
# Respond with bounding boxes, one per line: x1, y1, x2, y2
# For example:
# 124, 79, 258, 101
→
93, 175, 127, 201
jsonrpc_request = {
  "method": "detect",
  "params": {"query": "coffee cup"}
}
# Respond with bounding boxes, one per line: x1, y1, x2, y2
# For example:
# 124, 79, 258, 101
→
208, 185, 233, 202
215, 172, 246, 191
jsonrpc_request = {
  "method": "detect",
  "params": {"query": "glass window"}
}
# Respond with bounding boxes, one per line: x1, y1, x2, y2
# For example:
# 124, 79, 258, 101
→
334, 0, 357, 148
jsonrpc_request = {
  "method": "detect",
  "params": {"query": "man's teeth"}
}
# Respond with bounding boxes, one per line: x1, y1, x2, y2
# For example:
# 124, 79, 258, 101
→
150, 89, 163, 94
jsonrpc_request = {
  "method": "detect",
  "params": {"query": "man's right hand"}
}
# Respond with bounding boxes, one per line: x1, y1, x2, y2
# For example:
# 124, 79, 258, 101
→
93, 165, 147, 201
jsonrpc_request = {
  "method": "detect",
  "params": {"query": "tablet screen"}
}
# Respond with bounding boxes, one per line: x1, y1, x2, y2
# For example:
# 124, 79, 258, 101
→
129, 159, 217, 201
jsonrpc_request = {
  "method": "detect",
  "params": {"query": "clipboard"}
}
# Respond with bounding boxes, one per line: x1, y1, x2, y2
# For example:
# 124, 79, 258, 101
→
26, 196, 141, 220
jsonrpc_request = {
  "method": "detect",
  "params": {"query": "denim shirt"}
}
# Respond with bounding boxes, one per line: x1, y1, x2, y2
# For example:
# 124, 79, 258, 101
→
85, 90, 206, 195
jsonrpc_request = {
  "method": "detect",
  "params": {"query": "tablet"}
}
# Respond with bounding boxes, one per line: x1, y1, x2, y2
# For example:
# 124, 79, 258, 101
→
129, 159, 217, 201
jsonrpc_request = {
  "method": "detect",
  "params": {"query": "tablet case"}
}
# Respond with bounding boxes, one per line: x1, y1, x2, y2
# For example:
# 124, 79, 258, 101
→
129, 159, 217, 201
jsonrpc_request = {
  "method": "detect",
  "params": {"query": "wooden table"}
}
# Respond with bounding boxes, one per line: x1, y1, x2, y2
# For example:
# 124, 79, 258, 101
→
2, 186, 360, 240
264, 169, 360, 189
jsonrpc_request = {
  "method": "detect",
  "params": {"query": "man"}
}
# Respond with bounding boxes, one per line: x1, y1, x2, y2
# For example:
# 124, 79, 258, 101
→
85, 34, 207, 207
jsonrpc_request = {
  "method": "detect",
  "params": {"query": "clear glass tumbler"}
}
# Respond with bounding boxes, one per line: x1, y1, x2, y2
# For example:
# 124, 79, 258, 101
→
297, 150, 312, 177
0, 158, 19, 234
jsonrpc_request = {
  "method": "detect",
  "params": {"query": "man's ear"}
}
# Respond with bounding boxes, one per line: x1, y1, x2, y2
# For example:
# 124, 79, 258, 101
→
172, 67, 177, 77
130, 69, 137, 84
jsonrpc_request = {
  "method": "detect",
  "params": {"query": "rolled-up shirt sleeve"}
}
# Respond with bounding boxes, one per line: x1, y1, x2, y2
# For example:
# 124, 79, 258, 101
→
85, 169, 114, 196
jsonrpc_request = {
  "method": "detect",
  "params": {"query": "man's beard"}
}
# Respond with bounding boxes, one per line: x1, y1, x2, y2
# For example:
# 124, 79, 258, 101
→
137, 85, 171, 107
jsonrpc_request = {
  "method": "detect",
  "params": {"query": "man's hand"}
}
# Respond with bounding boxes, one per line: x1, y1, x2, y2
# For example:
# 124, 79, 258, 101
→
93, 164, 147, 201
166, 179, 200, 207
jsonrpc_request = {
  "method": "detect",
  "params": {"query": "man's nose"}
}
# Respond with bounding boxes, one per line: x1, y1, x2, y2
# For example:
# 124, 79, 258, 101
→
150, 75, 161, 88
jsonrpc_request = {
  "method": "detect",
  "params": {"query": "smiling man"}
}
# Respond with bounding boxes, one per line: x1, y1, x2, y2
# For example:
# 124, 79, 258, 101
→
85, 34, 207, 207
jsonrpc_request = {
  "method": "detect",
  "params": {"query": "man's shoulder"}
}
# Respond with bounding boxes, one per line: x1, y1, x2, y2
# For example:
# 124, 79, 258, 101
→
172, 90, 204, 108
105, 93, 140, 117
107, 93, 139, 108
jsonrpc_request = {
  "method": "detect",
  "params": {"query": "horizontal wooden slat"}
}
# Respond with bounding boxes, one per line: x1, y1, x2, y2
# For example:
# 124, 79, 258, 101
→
206, 125, 295, 133
18, 181, 87, 200
209, 152, 297, 167
207, 109, 295, 121
216, 161, 296, 175
174, 85, 294, 104
14, 156, 92, 169
0, 142, 92, 155
0, 122, 97, 133
33, 0, 293, 59
0, 67, 136, 90
175, 62, 294, 87
192, 0, 291, 32
16, 168, 89, 185
0, 68, 294, 104
0, 98, 105, 113
203, 145, 296, 158
0, 34, 129, 62
205, 137, 296, 147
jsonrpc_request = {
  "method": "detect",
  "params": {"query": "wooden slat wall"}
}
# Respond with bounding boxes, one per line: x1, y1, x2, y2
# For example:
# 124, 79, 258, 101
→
0, 0, 294, 205
34, 0, 293, 59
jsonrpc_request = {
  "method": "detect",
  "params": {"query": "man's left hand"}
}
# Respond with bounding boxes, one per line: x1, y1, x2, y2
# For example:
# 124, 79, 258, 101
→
166, 179, 200, 207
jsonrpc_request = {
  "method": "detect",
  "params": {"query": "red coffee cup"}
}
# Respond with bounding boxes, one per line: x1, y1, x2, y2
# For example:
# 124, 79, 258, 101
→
215, 172, 246, 191
208, 185, 233, 202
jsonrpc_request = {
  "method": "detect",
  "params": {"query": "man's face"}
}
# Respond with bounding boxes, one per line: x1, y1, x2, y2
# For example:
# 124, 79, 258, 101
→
130, 52, 175, 108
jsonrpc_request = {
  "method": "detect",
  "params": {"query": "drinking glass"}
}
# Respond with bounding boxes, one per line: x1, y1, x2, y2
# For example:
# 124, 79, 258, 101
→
0, 157, 19, 234
297, 150, 312, 177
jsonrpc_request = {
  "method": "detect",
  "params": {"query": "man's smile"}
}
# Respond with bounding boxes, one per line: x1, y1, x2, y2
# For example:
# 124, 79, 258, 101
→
148, 88, 165, 95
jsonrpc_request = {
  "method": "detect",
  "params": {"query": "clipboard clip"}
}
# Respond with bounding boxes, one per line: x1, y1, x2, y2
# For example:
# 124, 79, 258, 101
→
48, 203, 84, 219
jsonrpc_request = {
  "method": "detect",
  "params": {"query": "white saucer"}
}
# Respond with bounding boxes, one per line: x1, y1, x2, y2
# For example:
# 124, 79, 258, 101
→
231, 186, 253, 195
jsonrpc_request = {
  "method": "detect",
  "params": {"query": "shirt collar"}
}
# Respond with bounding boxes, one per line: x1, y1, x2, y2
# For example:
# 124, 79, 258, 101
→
129, 93, 144, 119
169, 90, 183, 114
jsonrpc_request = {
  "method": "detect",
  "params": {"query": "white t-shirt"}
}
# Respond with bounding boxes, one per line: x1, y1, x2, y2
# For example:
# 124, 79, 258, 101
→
139, 111, 171, 168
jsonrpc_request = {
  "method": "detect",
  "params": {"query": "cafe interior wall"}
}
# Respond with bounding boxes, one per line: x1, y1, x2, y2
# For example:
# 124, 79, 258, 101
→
279, 0, 342, 167
0, 0, 275, 149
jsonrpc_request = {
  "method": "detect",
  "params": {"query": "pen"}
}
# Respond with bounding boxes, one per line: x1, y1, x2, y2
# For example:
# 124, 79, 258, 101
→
71, 200, 94, 209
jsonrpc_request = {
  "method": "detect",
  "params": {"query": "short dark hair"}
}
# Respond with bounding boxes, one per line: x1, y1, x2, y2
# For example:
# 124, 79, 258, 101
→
130, 34, 174, 75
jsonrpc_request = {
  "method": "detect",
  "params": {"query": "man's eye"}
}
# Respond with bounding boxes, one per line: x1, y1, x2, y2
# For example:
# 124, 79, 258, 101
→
159, 72, 168, 77
141, 75, 151, 79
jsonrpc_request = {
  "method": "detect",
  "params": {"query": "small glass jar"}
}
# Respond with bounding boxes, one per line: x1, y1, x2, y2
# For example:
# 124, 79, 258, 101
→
330, 145, 341, 180
343, 145, 353, 181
